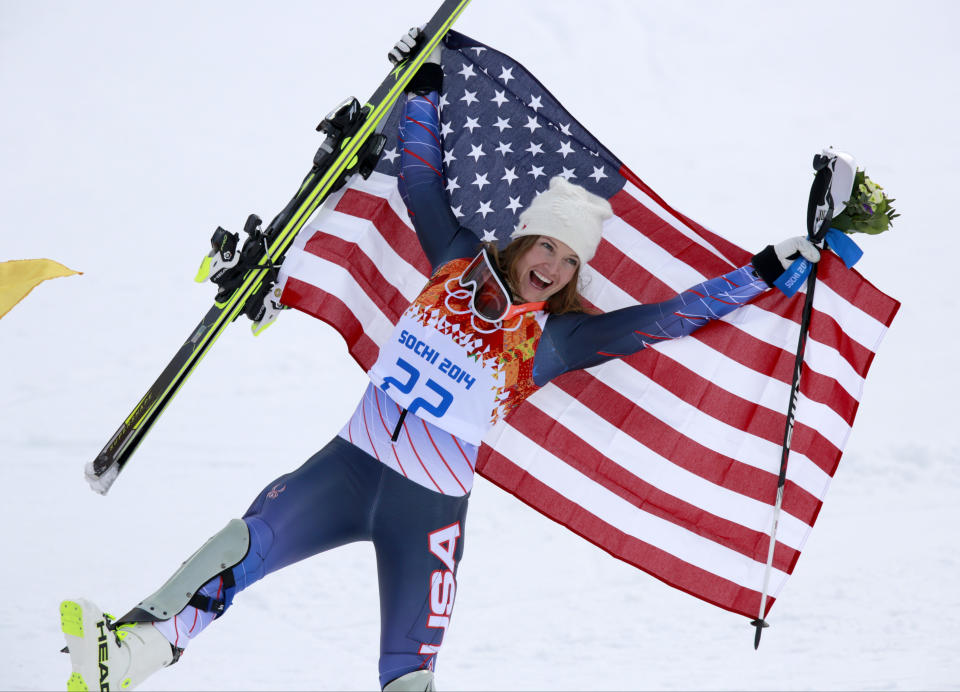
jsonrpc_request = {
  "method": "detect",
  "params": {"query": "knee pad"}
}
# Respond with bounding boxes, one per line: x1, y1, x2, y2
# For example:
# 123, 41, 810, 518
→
383, 670, 435, 691
117, 518, 250, 624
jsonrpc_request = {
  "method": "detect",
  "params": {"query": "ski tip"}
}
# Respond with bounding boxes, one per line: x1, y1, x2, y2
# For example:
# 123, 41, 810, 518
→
750, 618, 769, 649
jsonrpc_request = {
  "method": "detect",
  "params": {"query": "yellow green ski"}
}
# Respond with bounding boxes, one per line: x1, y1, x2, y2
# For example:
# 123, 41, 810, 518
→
87, 0, 472, 495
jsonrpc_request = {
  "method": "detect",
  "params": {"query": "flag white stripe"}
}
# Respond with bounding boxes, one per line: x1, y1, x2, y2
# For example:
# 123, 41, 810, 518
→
526, 385, 813, 549
587, 358, 834, 500
579, 262, 639, 311
343, 170, 417, 229
282, 253, 396, 345
601, 215, 708, 292
489, 420, 791, 592
812, 274, 892, 351
722, 305, 867, 399
621, 181, 737, 270
655, 336, 854, 450
276, 184, 352, 295
302, 208, 427, 301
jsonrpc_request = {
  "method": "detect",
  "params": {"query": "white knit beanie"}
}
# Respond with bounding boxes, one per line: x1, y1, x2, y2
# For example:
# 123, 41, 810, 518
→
510, 176, 612, 263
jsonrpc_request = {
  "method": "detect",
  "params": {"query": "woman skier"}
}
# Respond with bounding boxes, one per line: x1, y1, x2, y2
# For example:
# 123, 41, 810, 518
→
60, 29, 820, 692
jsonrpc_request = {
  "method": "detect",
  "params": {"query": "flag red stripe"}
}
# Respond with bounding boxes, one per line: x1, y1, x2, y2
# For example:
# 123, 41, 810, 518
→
619, 164, 754, 268
545, 368, 823, 520
598, 204, 878, 379
816, 252, 901, 327
590, 237, 677, 303
615, 347, 842, 476
692, 322, 861, 426
788, 419, 849, 478
609, 189, 736, 278
301, 232, 413, 322
332, 188, 433, 276
749, 290, 878, 377
508, 402, 800, 572
477, 448, 770, 618
280, 278, 380, 370
606, 186, 892, 376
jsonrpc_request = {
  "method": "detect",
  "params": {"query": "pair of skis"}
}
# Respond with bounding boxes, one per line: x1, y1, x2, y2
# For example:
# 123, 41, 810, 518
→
86, 0, 473, 495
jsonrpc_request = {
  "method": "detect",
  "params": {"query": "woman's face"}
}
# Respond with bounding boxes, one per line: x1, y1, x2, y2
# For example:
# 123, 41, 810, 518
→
511, 235, 580, 303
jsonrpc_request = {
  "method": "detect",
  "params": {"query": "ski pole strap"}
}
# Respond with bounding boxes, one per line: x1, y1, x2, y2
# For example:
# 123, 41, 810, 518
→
824, 228, 863, 268
773, 256, 813, 297
773, 229, 863, 297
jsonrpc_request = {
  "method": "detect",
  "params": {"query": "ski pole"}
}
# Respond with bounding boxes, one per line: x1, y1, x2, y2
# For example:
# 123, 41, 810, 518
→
751, 151, 841, 648
751, 258, 819, 649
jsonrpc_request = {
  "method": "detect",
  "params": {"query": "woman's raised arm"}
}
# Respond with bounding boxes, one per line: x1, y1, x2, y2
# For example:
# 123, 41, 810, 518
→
395, 43, 477, 272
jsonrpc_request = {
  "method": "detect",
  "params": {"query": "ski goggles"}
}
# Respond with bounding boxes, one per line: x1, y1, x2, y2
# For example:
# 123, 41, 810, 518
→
458, 248, 545, 323
458, 248, 513, 322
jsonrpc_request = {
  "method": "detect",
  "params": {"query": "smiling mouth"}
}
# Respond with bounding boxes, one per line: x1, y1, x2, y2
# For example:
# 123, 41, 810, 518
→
529, 270, 553, 291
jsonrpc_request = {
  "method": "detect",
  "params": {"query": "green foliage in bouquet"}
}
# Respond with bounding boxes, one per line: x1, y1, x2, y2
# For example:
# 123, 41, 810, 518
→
831, 170, 899, 235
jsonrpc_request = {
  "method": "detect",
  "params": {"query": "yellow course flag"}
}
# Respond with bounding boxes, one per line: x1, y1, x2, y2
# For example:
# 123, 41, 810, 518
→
0, 259, 81, 319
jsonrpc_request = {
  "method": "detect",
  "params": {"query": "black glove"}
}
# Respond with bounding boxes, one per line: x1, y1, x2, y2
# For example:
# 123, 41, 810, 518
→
752, 236, 821, 287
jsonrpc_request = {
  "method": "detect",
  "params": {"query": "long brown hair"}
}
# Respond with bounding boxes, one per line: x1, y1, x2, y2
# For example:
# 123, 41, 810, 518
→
483, 236, 584, 315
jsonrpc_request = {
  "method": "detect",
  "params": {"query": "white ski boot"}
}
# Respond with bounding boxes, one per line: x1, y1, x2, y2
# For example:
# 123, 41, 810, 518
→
383, 670, 436, 691
60, 598, 176, 690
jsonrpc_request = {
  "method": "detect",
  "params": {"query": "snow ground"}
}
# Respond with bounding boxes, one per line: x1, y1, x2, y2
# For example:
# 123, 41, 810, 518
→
2, 1, 958, 689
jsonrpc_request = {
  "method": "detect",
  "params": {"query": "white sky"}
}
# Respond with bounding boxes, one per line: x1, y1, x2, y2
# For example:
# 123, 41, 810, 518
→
2, 1, 958, 689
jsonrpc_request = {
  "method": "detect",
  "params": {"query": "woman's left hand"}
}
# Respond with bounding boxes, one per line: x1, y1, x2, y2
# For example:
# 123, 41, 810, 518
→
773, 236, 820, 270
751, 236, 822, 287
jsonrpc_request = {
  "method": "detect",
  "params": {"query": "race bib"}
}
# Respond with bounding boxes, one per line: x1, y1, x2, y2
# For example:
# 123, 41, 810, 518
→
370, 311, 498, 445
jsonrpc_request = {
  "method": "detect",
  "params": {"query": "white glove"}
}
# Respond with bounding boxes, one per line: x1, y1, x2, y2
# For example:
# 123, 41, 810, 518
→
773, 236, 821, 270
387, 27, 441, 66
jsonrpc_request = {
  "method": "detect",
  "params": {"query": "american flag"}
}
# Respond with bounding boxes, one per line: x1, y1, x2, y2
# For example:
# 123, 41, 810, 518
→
277, 30, 900, 620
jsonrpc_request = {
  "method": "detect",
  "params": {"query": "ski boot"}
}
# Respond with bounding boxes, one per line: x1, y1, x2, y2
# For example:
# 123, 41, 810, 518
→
60, 598, 179, 690
383, 670, 436, 691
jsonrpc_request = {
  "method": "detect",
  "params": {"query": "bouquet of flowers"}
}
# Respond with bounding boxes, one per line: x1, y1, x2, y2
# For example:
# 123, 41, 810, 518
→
831, 170, 899, 235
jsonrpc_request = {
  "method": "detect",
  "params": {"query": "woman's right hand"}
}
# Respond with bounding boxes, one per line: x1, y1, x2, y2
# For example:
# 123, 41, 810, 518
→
387, 27, 441, 66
